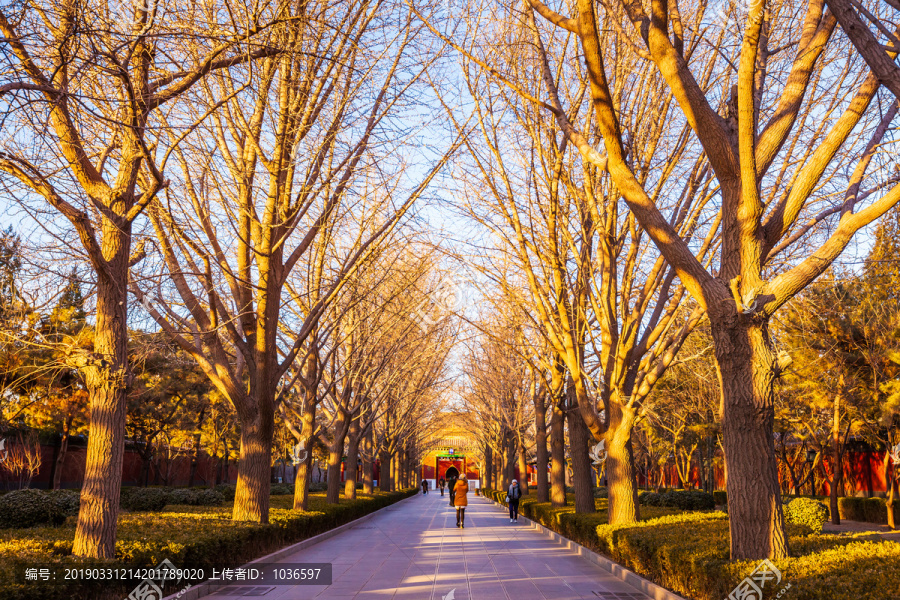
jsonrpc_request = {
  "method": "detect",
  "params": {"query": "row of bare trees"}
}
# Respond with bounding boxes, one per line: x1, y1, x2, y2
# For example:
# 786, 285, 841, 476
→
4, 0, 900, 565
435, 0, 900, 560
0, 0, 453, 558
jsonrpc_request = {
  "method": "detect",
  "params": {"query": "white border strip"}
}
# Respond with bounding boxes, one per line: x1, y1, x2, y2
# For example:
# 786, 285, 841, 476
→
482, 494, 687, 600
161, 493, 418, 600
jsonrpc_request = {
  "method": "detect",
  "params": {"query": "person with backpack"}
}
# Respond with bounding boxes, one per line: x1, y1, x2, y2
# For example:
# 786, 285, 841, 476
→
507, 479, 521, 522
455, 475, 469, 528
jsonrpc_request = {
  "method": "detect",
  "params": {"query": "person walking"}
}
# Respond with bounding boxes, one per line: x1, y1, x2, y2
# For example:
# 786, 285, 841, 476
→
448, 476, 457, 507
438, 477, 445, 497
507, 479, 521, 523
455, 475, 469, 528
421, 479, 428, 495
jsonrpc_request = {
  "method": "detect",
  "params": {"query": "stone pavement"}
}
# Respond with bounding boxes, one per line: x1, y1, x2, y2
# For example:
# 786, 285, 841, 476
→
200, 492, 659, 600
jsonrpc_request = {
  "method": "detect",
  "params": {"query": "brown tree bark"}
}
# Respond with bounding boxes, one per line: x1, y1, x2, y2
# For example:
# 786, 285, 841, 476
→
517, 441, 530, 495
378, 448, 390, 491
830, 389, 843, 525
567, 397, 595, 514
391, 451, 400, 491
483, 444, 493, 489
550, 403, 567, 506
713, 319, 789, 559
533, 393, 550, 503
361, 427, 375, 495
232, 417, 274, 523
73, 266, 130, 558
51, 416, 73, 490
606, 401, 640, 523
344, 414, 361, 500
326, 411, 350, 503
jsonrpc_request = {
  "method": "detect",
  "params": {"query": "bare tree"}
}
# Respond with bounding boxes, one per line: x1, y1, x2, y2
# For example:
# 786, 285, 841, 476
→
0, 0, 283, 557
134, 1, 455, 522
513, 0, 900, 558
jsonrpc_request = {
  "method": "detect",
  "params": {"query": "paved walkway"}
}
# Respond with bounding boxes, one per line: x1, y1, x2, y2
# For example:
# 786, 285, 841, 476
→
201, 492, 657, 600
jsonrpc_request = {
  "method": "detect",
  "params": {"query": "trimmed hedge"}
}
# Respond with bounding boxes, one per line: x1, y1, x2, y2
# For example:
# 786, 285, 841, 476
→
165, 487, 225, 506
482, 487, 900, 600
639, 489, 715, 510
0, 490, 67, 529
784, 497, 829, 533
119, 486, 168, 512
0, 489, 416, 600
839, 496, 900, 525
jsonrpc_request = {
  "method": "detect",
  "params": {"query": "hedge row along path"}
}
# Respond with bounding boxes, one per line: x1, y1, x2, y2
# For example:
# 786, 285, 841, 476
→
195, 493, 664, 600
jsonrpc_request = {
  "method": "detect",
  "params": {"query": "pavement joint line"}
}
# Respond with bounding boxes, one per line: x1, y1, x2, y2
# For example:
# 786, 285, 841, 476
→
160, 493, 420, 600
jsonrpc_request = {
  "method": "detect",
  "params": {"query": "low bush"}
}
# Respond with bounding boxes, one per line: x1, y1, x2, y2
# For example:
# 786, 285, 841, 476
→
785, 497, 829, 533
41, 490, 80, 517
593, 487, 608, 498
482, 487, 900, 599
713, 491, 727, 506
119, 487, 168, 512
0, 490, 67, 529
270, 483, 293, 495
215, 483, 236, 500
166, 487, 225, 506
1, 488, 416, 600
839, 496, 900, 525
639, 489, 714, 510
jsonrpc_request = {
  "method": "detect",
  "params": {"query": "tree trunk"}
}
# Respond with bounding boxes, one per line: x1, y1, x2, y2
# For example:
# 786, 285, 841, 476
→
887, 464, 897, 530
293, 448, 313, 511
326, 448, 343, 504
550, 403, 567, 506
73, 273, 129, 559
361, 427, 374, 495
391, 452, 400, 491
344, 415, 361, 500
567, 397, 595, 513
52, 416, 73, 490
606, 401, 640, 524
326, 412, 350, 504
483, 444, 493, 489
379, 448, 391, 491
830, 392, 843, 525
714, 318, 788, 560
533, 395, 550, 503
517, 441, 529, 495
188, 406, 206, 488
502, 431, 516, 490
232, 418, 274, 522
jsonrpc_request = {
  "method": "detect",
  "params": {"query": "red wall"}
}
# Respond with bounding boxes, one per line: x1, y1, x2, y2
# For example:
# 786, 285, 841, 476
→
0, 440, 238, 490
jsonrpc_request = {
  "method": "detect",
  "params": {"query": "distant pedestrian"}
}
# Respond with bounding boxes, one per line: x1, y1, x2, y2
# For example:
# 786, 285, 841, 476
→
438, 477, 446, 497
455, 475, 469, 528
507, 479, 521, 523
448, 476, 457, 507
421, 479, 428, 495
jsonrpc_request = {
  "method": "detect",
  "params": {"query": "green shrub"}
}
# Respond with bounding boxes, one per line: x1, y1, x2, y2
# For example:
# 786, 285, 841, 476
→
215, 483, 236, 500
1, 489, 417, 600
713, 491, 727, 505
838, 496, 900, 525
270, 483, 293, 495
784, 497, 829, 534
639, 491, 661, 506
593, 487, 608, 498
119, 487, 168, 512
0, 489, 67, 529
41, 490, 80, 517
166, 488, 225, 506
640, 489, 713, 510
